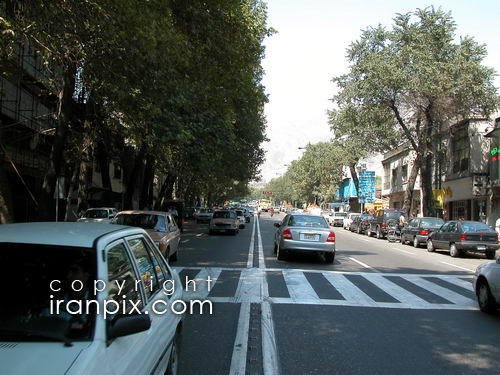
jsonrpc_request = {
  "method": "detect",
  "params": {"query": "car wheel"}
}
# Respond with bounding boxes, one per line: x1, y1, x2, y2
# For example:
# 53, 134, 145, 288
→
169, 250, 178, 262
413, 237, 420, 248
277, 244, 287, 261
376, 227, 382, 239
477, 280, 496, 313
165, 332, 180, 375
426, 240, 435, 252
486, 251, 495, 260
324, 252, 335, 264
366, 227, 372, 237
449, 243, 460, 258
356, 226, 361, 234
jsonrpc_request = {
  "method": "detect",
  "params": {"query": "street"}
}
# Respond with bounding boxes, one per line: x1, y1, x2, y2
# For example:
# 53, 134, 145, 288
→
176, 212, 500, 375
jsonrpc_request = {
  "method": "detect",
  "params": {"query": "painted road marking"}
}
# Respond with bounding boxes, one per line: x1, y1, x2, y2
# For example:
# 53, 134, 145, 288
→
440, 261, 475, 273
322, 272, 376, 306
403, 275, 475, 306
229, 302, 251, 375
246, 217, 256, 268
182, 267, 222, 300
348, 256, 377, 271
390, 246, 416, 255
177, 267, 476, 310
282, 269, 321, 303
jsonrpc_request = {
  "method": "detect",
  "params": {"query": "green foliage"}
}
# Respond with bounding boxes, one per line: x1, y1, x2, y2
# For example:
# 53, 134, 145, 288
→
267, 141, 347, 204
1, 0, 270, 204
329, 6, 499, 215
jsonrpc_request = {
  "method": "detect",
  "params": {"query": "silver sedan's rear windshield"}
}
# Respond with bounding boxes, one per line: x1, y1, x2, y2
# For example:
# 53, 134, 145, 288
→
288, 215, 329, 228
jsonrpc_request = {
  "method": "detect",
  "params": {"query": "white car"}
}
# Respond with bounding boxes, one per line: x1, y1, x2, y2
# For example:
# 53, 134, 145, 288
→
473, 257, 500, 313
343, 213, 361, 230
77, 207, 117, 223
235, 209, 246, 229
0, 222, 183, 375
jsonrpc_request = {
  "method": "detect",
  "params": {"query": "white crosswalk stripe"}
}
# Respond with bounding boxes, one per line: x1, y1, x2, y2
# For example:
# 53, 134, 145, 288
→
174, 267, 477, 310
282, 269, 320, 303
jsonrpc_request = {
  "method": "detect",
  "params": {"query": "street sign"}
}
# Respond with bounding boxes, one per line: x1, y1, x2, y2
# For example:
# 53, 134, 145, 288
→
358, 171, 376, 204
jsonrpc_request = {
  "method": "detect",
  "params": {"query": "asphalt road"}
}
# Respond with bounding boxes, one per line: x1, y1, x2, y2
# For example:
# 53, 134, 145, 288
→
176, 212, 500, 375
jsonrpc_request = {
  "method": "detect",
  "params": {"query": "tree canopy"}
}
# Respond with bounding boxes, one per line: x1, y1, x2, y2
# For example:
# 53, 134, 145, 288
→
0, 0, 271, 218
329, 6, 498, 215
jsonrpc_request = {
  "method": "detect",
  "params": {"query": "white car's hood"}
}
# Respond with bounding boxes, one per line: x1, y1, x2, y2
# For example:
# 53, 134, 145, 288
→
0, 341, 89, 374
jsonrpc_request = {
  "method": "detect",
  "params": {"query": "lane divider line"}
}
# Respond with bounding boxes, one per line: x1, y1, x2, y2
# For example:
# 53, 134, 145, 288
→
390, 246, 416, 255
256, 216, 280, 375
246, 217, 256, 269
229, 302, 251, 375
440, 261, 475, 273
348, 256, 378, 272
257, 217, 265, 269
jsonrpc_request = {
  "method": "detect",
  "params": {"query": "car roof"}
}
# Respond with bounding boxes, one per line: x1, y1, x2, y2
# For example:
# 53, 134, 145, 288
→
0, 222, 140, 247
117, 210, 169, 216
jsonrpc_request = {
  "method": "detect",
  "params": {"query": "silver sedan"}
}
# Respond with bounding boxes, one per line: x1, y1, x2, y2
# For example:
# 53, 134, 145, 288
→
273, 214, 336, 264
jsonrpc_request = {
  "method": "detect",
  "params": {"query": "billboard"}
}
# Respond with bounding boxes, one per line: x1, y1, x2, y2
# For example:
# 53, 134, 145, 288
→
358, 171, 376, 204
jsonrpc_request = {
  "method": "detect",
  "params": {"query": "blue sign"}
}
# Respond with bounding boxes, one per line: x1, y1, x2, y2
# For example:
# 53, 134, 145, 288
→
358, 171, 375, 204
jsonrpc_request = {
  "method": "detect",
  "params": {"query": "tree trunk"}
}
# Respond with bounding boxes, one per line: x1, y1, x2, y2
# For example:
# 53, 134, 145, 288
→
64, 161, 80, 221
97, 141, 112, 191
420, 152, 435, 217
40, 65, 76, 219
76, 120, 93, 214
140, 155, 155, 209
402, 157, 420, 216
123, 146, 146, 210
349, 163, 359, 196
0, 163, 13, 223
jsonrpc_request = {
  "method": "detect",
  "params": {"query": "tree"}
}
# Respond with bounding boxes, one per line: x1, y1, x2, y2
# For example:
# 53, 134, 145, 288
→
331, 7, 498, 216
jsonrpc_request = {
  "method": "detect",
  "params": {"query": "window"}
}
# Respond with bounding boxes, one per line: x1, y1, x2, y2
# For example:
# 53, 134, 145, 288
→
107, 242, 142, 313
447, 222, 457, 232
127, 238, 160, 299
451, 125, 469, 173
288, 215, 328, 228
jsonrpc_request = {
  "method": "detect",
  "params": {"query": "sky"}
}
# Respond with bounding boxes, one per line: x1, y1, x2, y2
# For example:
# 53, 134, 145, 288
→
259, 0, 500, 182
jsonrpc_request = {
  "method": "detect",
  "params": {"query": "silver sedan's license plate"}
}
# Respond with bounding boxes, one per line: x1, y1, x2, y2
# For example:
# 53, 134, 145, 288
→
477, 245, 486, 251
300, 233, 319, 241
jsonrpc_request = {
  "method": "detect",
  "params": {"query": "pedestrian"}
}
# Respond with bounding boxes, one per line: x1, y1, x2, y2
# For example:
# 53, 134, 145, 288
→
399, 213, 407, 227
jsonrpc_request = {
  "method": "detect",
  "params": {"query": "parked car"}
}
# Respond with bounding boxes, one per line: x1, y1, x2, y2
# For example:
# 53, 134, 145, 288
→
0, 222, 183, 375
77, 207, 117, 223
273, 214, 336, 264
343, 212, 361, 230
327, 212, 347, 227
473, 257, 500, 313
427, 220, 499, 259
194, 208, 213, 223
235, 209, 246, 228
366, 209, 407, 239
401, 217, 445, 248
349, 213, 373, 234
114, 210, 181, 262
209, 210, 239, 235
